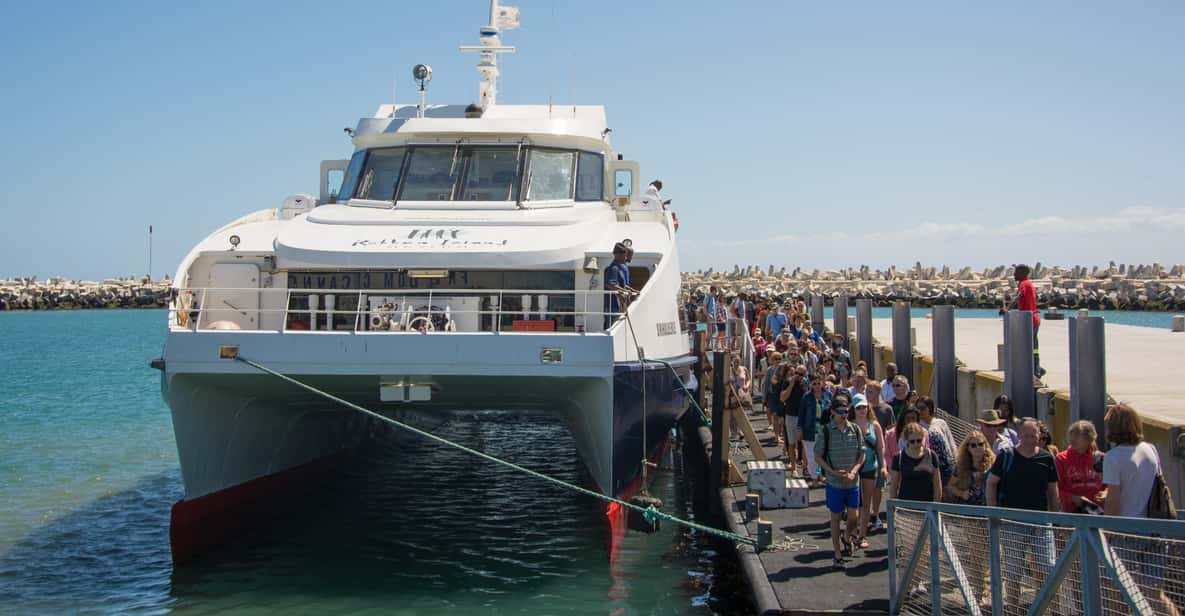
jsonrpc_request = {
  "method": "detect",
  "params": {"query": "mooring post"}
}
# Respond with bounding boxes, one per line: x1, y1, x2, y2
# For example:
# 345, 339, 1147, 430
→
892, 301, 913, 386
1004, 310, 1036, 419
709, 350, 726, 516
856, 299, 874, 379
810, 293, 825, 334
833, 293, 849, 343
745, 493, 760, 522
1070, 315, 1107, 444
932, 305, 957, 413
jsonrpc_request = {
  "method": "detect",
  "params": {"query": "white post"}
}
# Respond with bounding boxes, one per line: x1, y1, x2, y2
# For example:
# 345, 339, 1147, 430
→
538, 294, 548, 320
324, 294, 336, 331
308, 294, 319, 331
521, 293, 531, 320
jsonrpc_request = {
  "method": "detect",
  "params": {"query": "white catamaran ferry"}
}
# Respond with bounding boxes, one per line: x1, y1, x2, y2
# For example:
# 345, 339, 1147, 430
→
157, 1, 693, 562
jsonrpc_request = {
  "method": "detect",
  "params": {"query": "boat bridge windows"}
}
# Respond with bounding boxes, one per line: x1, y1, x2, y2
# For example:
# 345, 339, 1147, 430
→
339, 145, 604, 206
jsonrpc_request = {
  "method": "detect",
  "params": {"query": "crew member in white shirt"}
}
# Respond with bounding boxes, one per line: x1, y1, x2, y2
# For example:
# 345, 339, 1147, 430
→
636, 179, 670, 212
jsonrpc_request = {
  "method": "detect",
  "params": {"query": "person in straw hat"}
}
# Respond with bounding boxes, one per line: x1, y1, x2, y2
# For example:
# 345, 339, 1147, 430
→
976, 409, 1014, 457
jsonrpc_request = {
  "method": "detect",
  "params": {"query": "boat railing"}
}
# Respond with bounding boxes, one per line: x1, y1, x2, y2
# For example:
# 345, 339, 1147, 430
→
168, 287, 629, 334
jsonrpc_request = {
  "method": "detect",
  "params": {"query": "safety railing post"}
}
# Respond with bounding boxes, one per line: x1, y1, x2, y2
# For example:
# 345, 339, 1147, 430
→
1080, 527, 1101, 616
282, 289, 292, 332
988, 516, 1002, 616
929, 511, 941, 616
887, 503, 898, 614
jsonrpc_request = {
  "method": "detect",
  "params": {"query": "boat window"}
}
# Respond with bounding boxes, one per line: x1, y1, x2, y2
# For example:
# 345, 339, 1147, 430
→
399, 147, 462, 201
337, 150, 367, 201
525, 149, 574, 201
614, 169, 633, 197
459, 148, 520, 201
354, 147, 406, 201
575, 151, 604, 201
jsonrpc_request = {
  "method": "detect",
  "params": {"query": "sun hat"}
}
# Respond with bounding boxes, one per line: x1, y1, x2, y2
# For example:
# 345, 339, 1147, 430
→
977, 409, 1007, 426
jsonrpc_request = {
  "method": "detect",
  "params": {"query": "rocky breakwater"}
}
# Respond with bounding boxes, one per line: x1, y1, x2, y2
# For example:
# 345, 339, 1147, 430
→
0, 277, 171, 311
682, 262, 1185, 312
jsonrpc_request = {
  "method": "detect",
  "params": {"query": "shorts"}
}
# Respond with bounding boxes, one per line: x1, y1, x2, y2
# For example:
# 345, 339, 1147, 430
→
772, 405, 787, 417
825, 485, 861, 513
783, 417, 799, 444
715, 323, 726, 332
860, 470, 878, 481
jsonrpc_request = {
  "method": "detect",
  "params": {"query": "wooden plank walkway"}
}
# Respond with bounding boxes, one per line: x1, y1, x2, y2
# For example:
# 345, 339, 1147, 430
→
719, 403, 890, 615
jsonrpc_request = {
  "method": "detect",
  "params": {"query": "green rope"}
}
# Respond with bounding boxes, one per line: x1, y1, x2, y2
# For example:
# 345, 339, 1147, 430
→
232, 355, 754, 546
638, 357, 712, 427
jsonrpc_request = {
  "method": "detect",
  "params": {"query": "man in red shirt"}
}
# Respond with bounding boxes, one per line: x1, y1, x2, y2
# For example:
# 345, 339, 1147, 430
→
1009, 264, 1045, 378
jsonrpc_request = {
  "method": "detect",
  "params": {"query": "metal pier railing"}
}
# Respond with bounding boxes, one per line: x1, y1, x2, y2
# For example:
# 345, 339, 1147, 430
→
887, 499, 1185, 616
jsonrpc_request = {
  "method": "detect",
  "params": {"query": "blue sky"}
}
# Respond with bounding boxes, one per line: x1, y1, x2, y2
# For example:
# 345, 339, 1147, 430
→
2, 1, 1183, 279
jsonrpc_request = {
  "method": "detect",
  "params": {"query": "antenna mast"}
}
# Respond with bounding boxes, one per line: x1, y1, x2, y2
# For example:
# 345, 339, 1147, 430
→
460, 0, 519, 109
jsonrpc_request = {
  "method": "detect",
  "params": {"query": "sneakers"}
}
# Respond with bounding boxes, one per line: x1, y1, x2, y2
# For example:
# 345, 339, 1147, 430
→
869, 518, 885, 534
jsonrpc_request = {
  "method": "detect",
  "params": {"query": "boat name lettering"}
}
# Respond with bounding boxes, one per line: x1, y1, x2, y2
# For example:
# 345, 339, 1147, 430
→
656, 321, 678, 336
350, 228, 508, 249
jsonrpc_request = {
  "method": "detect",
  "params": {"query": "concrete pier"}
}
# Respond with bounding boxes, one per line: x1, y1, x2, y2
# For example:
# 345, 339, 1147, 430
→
867, 316, 1185, 502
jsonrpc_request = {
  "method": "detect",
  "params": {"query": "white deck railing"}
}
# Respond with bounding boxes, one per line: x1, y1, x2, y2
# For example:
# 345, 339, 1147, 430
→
169, 287, 629, 334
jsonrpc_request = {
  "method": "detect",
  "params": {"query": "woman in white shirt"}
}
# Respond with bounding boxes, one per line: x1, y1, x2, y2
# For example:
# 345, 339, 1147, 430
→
1101, 402, 1177, 616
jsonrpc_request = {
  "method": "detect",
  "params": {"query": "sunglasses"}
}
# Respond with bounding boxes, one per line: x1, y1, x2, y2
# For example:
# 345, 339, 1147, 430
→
893, 383, 906, 388
833, 407, 850, 414
907, 438, 924, 444
968, 442, 985, 449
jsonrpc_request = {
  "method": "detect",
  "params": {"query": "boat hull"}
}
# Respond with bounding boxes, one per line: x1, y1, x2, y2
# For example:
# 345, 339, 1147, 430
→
161, 353, 694, 563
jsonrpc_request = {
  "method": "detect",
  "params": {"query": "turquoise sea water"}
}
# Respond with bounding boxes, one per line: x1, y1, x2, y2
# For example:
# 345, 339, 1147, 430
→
826, 307, 1178, 329
0, 310, 748, 615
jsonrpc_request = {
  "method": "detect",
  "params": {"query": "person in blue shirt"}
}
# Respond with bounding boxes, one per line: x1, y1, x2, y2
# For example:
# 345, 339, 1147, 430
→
603, 242, 630, 329
703, 287, 718, 335
765, 308, 788, 340
797, 376, 834, 483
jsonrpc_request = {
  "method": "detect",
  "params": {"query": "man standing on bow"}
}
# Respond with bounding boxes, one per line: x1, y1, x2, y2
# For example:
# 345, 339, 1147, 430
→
603, 242, 630, 329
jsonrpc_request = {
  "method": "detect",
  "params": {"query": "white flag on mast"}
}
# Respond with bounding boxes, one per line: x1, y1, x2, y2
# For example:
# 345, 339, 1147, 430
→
494, 5, 520, 30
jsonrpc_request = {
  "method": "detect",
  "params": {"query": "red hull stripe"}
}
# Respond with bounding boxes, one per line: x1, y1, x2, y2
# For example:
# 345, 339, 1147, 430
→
169, 454, 338, 564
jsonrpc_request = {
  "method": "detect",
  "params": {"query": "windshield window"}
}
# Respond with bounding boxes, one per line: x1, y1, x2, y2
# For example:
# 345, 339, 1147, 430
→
338, 150, 367, 201
345, 145, 605, 206
399, 147, 462, 201
354, 147, 406, 200
525, 149, 574, 201
459, 148, 520, 201
575, 151, 604, 201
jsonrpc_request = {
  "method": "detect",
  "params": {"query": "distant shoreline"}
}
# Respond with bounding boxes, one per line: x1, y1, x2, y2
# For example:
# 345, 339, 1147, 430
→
4, 262, 1185, 313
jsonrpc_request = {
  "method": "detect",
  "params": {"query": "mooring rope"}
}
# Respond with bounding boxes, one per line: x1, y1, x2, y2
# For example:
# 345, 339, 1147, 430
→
232, 355, 755, 546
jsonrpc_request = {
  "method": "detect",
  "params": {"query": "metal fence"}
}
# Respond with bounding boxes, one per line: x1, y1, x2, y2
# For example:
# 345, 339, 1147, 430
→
888, 499, 1185, 616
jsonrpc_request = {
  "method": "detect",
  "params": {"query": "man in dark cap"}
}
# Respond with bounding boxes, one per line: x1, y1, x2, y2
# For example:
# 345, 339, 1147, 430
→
604, 242, 631, 328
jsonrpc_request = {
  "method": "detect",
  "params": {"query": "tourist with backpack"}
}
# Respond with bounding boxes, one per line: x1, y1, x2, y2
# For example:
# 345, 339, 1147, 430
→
986, 419, 1060, 609
1101, 402, 1179, 616
813, 393, 865, 570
